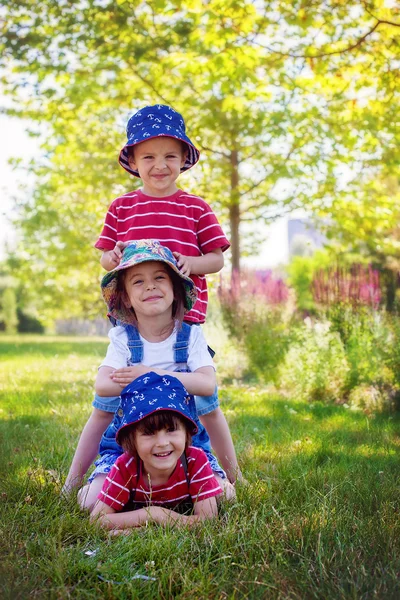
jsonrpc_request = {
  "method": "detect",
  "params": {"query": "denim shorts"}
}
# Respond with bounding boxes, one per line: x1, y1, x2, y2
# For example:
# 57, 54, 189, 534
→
92, 394, 120, 413
195, 387, 220, 416
93, 389, 220, 417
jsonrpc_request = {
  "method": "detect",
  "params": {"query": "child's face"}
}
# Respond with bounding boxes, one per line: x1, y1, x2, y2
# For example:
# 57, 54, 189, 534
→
123, 261, 174, 322
134, 421, 187, 480
128, 137, 187, 197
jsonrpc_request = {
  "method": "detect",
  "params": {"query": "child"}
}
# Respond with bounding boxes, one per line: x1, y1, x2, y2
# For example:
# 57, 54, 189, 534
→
95, 104, 229, 326
65, 240, 237, 507
93, 104, 241, 483
90, 371, 222, 531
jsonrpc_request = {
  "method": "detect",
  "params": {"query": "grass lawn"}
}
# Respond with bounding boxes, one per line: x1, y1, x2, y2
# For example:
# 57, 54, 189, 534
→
1, 334, 400, 599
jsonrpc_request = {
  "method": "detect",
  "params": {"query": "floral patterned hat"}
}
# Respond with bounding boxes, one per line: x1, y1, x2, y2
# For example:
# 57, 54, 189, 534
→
101, 240, 197, 325
118, 104, 200, 177
116, 371, 198, 443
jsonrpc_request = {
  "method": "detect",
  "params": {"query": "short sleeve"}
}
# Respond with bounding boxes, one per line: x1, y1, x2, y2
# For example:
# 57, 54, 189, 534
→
97, 455, 135, 510
196, 202, 230, 254
95, 201, 119, 250
100, 326, 131, 370
187, 326, 215, 373
187, 447, 222, 502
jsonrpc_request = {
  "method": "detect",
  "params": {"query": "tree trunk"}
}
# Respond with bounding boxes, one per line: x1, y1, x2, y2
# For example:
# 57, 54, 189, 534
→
229, 148, 240, 275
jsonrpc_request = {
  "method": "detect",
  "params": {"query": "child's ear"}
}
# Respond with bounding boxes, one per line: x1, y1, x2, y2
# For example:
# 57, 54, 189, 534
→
180, 150, 188, 169
121, 291, 132, 309
180, 142, 188, 168
128, 154, 138, 172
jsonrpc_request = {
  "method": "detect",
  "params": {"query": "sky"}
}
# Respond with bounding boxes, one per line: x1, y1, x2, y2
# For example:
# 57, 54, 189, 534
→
0, 115, 290, 267
0, 114, 38, 258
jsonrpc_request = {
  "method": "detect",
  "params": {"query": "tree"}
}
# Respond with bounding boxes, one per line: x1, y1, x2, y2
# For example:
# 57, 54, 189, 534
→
316, 169, 400, 309
1, 1, 399, 318
1, 287, 18, 334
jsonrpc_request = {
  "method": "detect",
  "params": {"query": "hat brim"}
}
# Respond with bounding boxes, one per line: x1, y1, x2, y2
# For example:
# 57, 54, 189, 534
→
118, 134, 200, 177
116, 407, 198, 444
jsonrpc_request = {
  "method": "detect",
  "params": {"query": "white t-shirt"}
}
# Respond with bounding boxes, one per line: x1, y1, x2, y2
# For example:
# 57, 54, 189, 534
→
100, 325, 215, 373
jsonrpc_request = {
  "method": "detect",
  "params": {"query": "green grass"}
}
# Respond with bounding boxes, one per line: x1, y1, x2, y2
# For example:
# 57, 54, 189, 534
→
1, 334, 400, 599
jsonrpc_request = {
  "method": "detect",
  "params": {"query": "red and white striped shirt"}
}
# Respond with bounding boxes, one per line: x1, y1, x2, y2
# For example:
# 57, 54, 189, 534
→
95, 189, 230, 323
98, 446, 222, 510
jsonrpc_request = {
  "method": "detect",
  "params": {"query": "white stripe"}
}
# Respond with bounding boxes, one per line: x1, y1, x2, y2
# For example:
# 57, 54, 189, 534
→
99, 491, 125, 506
98, 234, 118, 244
191, 460, 208, 480
137, 477, 188, 496
198, 211, 218, 221
115, 211, 199, 224
191, 472, 216, 485
197, 223, 224, 235
104, 476, 130, 493
118, 230, 201, 252
146, 492, 191, 504
188, 307, 206, 317
117, 199, 205, 213
121, 223, 198, 236
103, 219, 117, 231
195, 484, 222, 499
202, 234, 228, 245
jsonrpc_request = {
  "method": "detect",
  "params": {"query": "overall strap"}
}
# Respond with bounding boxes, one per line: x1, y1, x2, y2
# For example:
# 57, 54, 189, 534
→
173, 322, 191, 364
124, 324, 144, 364
180, 451, 191, 488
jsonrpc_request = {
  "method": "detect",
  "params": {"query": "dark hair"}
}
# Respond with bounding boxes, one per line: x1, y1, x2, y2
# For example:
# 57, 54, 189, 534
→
113, 262, 186, 326
118, 410, 193, 456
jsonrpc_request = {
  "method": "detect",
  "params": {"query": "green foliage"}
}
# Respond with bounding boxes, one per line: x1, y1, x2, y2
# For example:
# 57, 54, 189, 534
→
219, 274, 292, 382
344, 312, 390, 391
318, 175, 400, 292
225, 302, 292, 383
279, 319, 349, 403
2, 336, 400, 597
1, 1, 399, 316
286, 250, 332, 313
318, 306, 400, 407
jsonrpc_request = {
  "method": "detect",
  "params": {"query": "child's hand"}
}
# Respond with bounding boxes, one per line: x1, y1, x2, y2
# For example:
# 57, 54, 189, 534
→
110, 241, 127, 266
110, 365, 150, 387
173, 252, 193, 276
102, 242, 127, 271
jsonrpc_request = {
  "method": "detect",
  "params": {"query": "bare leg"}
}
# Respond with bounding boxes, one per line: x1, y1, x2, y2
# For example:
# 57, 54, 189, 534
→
200, 408, 243, 484
78, 474, 107, 512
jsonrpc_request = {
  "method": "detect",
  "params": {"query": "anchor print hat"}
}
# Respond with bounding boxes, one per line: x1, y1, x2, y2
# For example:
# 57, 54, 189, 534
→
115, 371, 198, 443
118, 104, 200, 177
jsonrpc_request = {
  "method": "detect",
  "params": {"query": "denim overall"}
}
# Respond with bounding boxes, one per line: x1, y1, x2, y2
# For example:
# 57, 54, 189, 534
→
89, 323, 224, 481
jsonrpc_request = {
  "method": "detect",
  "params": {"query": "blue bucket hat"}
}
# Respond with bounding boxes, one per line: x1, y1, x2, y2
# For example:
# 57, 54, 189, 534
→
118, 104, 200, 177
116, 372, 198, 443
101, 240, 197, 325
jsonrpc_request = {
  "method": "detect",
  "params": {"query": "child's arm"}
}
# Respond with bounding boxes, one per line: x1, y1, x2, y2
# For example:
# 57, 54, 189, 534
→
100, 241, 128, 271
96, 365, 151, 396
102, 365, 216, 397
90, 497, 218, 530
62, 408, 114, 494
173, 248, 223, 276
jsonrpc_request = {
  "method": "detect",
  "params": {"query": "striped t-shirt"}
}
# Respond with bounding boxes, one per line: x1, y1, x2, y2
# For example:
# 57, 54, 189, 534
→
98, 446, 222, 511
95, 189, 230, 323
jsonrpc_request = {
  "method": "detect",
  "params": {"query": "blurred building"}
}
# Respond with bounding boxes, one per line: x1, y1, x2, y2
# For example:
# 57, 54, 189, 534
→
288, 218, 326, 257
